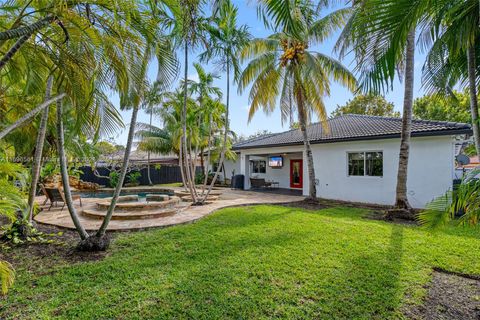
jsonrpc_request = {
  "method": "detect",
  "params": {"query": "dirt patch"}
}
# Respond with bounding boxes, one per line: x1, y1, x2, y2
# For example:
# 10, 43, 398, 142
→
280, 199, 330, 211
363, 210, 419, 226
1, 224, 112, 273
281, 198, 392, 211
405, 270, 480, 319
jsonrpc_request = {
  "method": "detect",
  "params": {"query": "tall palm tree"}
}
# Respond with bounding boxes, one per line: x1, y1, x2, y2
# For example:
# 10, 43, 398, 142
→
169, 0, 205, 201
200, 0, 250, 200
336, 0, 428, 212
188, 63, 222, 178
239, 1, 356, 200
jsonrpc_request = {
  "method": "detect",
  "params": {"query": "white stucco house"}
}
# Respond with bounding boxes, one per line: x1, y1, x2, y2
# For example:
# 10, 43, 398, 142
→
222, 114, 472, 208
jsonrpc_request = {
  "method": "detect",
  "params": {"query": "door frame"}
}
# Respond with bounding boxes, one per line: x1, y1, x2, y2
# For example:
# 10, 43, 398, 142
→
290, 159, 303, 189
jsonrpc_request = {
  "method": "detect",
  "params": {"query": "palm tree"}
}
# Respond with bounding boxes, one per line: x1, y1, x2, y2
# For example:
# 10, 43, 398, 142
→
421, 1, 480, 154
0, 260, 14, 295
188, 63, 222, 177
170, 0, 209, 202
239, 1, 356, 200
27, 75, 53, 221
55, 98, 89, 240
96, 36, 178, 238
200, 0, 250, 200
336, 0, 427, 212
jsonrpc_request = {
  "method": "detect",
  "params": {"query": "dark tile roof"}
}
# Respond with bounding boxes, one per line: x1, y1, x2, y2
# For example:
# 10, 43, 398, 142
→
233, 114, 472, 150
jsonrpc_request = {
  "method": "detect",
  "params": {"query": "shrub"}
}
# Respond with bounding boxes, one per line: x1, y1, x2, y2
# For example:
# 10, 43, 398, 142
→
127, 172, 141, 185
109, 171, 120, 188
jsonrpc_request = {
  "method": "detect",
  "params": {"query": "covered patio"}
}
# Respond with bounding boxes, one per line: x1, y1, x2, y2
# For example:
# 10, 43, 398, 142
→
233, 147, 309, 196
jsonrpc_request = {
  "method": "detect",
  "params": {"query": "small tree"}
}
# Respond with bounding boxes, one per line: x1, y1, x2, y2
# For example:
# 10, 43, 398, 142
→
331, 94, 399, 117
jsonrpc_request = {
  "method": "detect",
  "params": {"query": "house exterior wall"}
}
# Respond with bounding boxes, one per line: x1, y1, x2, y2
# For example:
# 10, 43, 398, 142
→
310, 136, 454, 208
236, 135, 456, 208
221, 157, 241, 182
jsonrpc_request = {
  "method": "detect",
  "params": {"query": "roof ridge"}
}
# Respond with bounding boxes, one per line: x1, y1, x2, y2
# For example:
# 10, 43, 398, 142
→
344, 113, 470, 126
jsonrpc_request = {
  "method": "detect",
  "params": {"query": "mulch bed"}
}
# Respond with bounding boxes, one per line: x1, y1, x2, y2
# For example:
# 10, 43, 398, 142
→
404, 269, 480, 319
1, 224, 112, 273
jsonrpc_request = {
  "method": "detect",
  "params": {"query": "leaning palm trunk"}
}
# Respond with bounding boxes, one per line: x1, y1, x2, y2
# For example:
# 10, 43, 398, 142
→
0, 94, 65, 140
203, 61, 231, 202
27, 76, 53, 221
467, 44, 480, 155
97, 105, 139, 236
297, 92, 317, 200
0, 33, 32, 71
394, 30, 415, 210
0, 16, 53, 41
56, 99, 88, 240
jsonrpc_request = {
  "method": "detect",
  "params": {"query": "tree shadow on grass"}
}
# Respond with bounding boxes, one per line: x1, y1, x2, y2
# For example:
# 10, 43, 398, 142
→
318, 225, 405, 319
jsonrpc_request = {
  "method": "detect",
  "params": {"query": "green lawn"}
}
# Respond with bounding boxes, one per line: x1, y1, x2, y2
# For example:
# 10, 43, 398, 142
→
3, 205, 480, 319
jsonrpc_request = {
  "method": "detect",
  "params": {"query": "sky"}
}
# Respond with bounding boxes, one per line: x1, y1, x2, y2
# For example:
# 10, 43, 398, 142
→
111, 0, 428, 145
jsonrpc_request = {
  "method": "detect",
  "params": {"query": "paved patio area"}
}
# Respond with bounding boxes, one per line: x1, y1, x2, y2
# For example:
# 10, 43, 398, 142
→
34, 187, 305, 231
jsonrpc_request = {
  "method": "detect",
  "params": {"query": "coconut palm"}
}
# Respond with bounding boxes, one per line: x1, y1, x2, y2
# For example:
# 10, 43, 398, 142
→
199, 0, 250, 200
239, 1, 356, 200
335, 0, 428, 212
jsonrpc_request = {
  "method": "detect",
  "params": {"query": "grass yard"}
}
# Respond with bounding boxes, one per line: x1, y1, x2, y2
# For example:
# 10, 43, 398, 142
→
2, 205, 480, 319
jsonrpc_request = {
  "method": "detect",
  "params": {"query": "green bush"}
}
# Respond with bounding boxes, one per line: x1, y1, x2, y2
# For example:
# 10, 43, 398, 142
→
109, 171, 120, 188
127, 172, 141, 185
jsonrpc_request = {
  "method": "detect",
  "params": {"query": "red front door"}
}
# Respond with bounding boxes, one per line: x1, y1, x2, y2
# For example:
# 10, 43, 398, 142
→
290, 159, 303, 189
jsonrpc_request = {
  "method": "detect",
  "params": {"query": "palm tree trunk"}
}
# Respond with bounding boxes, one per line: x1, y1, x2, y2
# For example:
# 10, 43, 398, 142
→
0, 16, 53, 40
394, 30, 415, 210
297, 92, 317, 200
0, 33, 32, 71
181, 41, 197, 201
467, 44, 480, 155
27, 75, 53, 221
204, 60, 230, 201
97, 105, 139, 236
200, 147, 205, 176
147, 110, 153, 185
202, 113, 213, 191
0, 93, 66, 140
56, 99, 88, 240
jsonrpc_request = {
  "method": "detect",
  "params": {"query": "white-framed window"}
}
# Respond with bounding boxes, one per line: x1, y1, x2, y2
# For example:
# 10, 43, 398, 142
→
251, 160, 266, 174
347, 151, 383, 177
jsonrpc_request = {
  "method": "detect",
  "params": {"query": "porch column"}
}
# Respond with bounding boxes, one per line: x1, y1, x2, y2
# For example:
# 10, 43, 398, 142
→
302, 150, 310, 196
240, 153, 250, 190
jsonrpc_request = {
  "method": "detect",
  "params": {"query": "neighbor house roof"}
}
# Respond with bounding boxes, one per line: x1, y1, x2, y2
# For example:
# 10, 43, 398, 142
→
233, 114, 472, 150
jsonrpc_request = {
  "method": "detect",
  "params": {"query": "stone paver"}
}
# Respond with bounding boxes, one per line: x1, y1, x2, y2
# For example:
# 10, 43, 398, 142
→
34, 188, 304, 231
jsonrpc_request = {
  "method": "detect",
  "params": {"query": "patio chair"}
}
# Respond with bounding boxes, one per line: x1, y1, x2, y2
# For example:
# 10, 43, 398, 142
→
39, 183, 50, 205
44, 186, 82, 210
